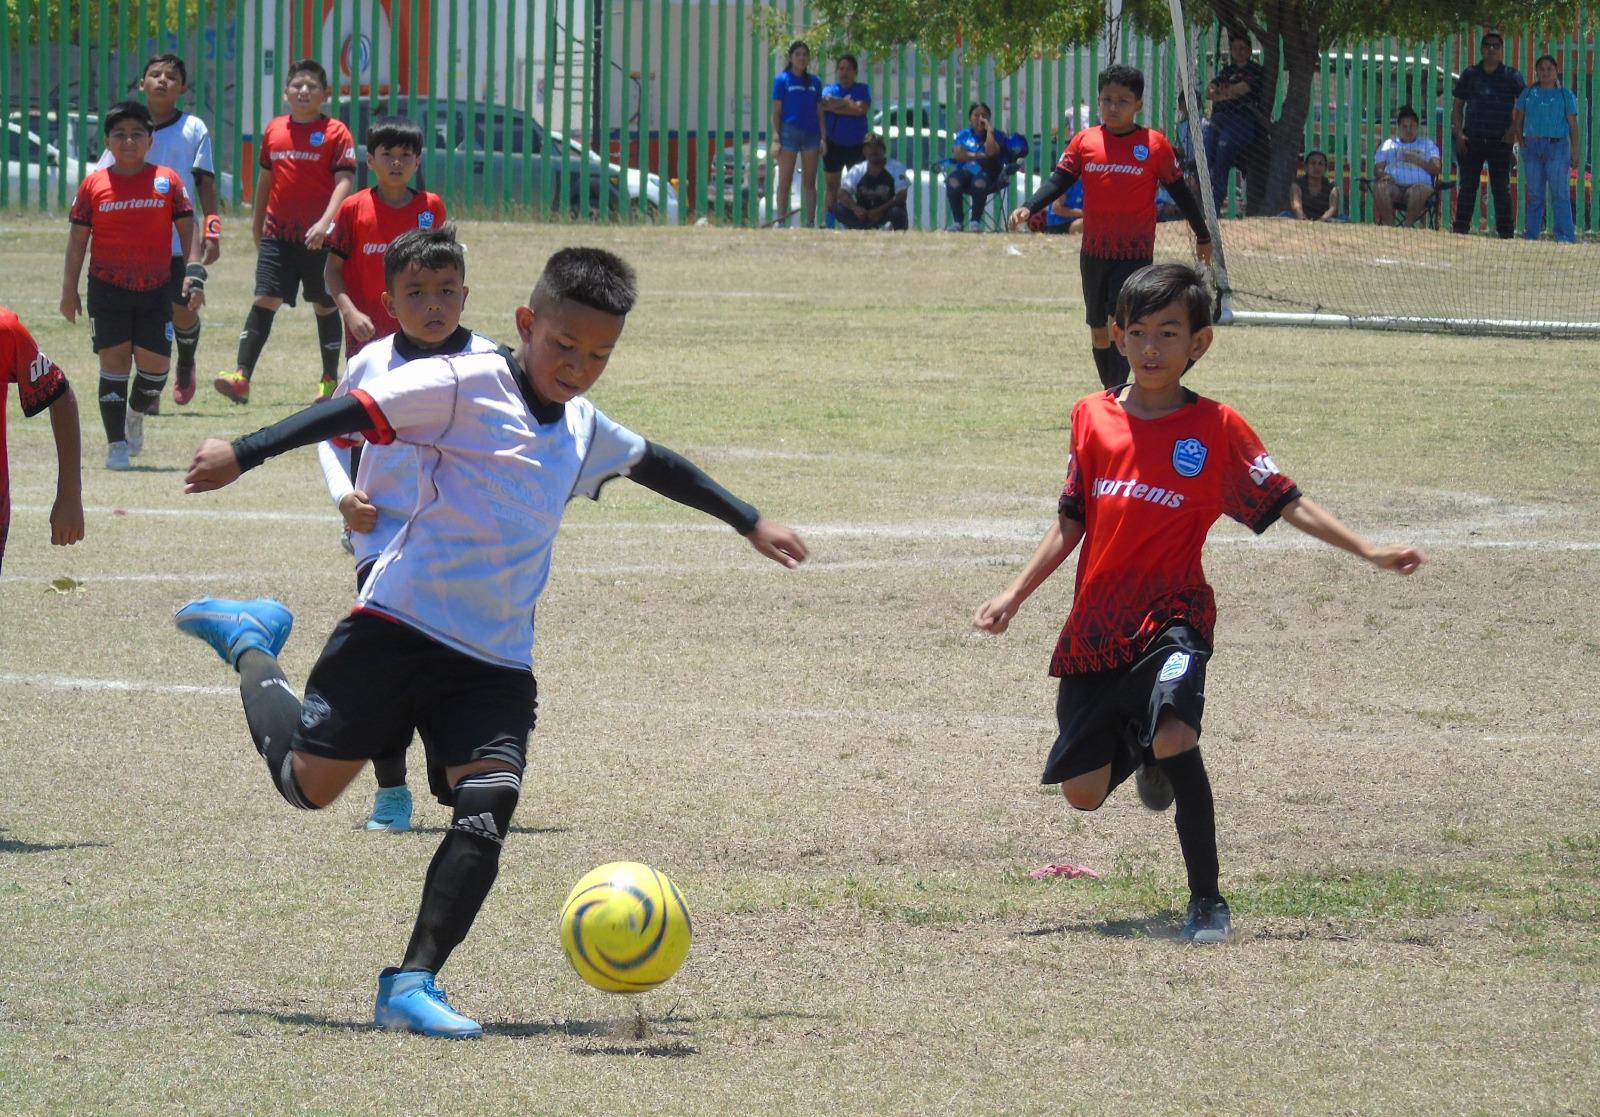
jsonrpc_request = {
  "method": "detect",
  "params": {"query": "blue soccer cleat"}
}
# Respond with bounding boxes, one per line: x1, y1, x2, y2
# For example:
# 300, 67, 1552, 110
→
374, 968, 482, 1038
365, 786, 414, 833
1181, 895, 1234, 945
174, 597, 294, 669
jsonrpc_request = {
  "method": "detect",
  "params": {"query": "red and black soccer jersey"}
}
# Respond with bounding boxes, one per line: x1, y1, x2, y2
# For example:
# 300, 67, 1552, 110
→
1055, 125, 1184, 260
0, 306, 70, 566
1051, 390, 1301, 675
258, 114, 357, 243
326, 187, 450, 354
69, 164, 194, 291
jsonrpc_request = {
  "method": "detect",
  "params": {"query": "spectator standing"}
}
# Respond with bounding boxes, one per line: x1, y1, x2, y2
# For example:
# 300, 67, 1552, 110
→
946, 102, 1005, 231
831, 134, 909, 230
1373, 109, 1442, 227
1451, 32, 1524, 238
1513, 55, 1580, 244
771, 41, 825, 229
1203, 32, 1266, 215
1287, 150, 1341, 221
821, 55, 871, 229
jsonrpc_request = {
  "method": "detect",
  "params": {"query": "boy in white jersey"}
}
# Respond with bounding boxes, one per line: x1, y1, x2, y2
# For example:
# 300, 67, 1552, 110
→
173, 247, 808, 1038
95, 53, 221, 408
316, 225, 490, 833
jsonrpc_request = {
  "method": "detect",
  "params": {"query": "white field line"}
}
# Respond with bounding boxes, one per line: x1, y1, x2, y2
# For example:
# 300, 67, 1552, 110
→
0, 672, 235, 697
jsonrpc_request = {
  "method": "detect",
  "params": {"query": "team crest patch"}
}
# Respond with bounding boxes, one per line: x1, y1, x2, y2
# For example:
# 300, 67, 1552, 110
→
1133, 143, 1149, 161
1172, 437, 1208, 477
1158, 652, 1190, 683
418, 211, 435, 228
310, 131, 325, 147
154, 175, 171, 194
300, 693, 332, 729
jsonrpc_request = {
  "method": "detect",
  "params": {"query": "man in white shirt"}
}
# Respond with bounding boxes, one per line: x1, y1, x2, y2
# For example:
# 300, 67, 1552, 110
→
1372, 105, 1442, 227
173, 247, 808, 1039
832, 133, 911, 230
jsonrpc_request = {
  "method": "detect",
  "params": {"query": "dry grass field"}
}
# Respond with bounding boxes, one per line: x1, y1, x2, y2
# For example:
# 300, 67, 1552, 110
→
2, 214, 1598, 1115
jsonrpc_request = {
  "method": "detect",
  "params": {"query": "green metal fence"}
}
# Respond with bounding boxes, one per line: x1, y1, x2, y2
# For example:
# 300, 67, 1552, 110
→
3, 2, 1597, 234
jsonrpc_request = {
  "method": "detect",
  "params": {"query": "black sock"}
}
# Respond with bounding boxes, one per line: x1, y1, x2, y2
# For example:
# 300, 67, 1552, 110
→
316, 311, 343, 380
236, 305, 276, 379
401, 770, 521, 973
1160, 748, 1220, 900
129, 369, 167, 414
1091, 346, 1116, 388
97, 370, 128, 442
237, 649, 314, 809
1104, 345, 1130, 386
372, 752, 407, 789
173, 320, 201, 372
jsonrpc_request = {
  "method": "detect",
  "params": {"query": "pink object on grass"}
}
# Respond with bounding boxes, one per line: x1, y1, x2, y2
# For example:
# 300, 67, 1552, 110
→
1029, 863, 1102, 880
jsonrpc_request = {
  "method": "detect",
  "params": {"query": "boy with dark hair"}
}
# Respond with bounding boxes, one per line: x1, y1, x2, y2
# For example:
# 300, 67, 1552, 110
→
63, 100, 205, 469
0, 305, 84, 572
1009, 65, 1213, 390
175, 246, 808, 1037
217, 58, 355, 404
974, 263, 1424, 945
317, 223, 479, 834
95, 53, 222, 406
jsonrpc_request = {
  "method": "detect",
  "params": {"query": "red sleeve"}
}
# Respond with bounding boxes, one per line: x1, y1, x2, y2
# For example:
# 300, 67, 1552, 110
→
1057, 399, 1089, 521
69, 175, 95, 226
329, 121, 357, 174
1219, 406, 1300, 534
258, 120, 276, 170
170, 175, 194, 220
1055, 132, 1084, 177
326, 194, 357, 257
1152, 132, 1183, 184
429, 193, 448, 223
349, 388, 397, 445
3, 312, 69, 417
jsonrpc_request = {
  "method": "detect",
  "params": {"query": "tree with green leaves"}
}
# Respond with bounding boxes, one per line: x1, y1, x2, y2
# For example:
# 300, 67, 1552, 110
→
800, 0, 1580, 214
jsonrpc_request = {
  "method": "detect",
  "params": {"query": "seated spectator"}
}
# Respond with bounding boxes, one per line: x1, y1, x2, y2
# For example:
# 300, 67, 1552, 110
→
832, 134, 909, 231
1372, 106, 1441, 227
945, 102, 1004, 231
1284, 150, 1342, 220
1027, 180, 1085, 235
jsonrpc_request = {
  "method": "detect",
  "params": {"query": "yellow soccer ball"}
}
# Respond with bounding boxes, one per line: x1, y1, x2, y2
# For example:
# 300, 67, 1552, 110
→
558, 862, 692, 994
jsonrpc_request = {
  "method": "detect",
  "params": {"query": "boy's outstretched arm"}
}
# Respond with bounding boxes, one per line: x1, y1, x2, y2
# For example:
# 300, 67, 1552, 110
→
48, 384, 84, 546
627, 441, 807, 569
1280, 496, 1425, 575
185, 396, 373, 493
974, 514, 1085, 634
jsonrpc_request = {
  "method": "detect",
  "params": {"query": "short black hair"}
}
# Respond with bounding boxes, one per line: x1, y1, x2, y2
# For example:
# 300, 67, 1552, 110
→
142, 53, 188, 86
530, 247, 637, 317
1395, 104, 1420, 124
1115, 263, 1211, 333
384, 224, 466, 289
1099, 64, 1145, 100
103, 100, 154, 136
1535, 54, 1560, 71
1305, 148, 1328, 163
287, 58, 330, 88
366, 114, 425, 155
1481, 31, 1504, 48
836, 54, 858, 70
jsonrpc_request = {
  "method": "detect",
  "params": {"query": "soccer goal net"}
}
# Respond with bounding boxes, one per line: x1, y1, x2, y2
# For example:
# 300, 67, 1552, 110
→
1163, 1, 1600, 337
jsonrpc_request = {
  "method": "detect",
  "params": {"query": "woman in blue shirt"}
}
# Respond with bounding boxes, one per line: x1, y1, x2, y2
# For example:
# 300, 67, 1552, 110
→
945, 102, 1004, 231
1513, 55, 1581, 243
771, 41, 826, 228
821, 54, 871, 228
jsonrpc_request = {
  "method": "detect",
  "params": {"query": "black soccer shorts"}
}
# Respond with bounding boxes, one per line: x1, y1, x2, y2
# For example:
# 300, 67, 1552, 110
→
87, 277, 174, 355
1079, 253, 1152, 329
1043, 622, 1211, 788
823, 141, 865, 174
254, 236, 334, 308
293, 612, 537, 804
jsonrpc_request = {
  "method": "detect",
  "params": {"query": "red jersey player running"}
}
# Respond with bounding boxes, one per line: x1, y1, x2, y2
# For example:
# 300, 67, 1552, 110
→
1009, 65, 1213, 390
0, 305, 84, 572
974, 264, 1424, 945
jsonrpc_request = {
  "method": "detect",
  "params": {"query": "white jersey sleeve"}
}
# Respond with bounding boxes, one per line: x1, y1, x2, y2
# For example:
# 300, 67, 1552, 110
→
190, 118, 216, 179
571, 404, 648, 500
355, 356, 462, 446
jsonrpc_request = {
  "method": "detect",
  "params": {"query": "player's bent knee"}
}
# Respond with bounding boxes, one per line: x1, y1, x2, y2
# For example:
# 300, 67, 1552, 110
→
1151, 716, 1199, 761
1060, 769, 1110, 811
289, 752, 365, 808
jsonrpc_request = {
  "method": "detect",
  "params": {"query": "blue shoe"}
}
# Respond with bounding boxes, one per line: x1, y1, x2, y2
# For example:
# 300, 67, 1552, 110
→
174, 596, 294, 669
1181, 896, 1233, 945
366, 786, 414, 832
374, 968, 482, 1038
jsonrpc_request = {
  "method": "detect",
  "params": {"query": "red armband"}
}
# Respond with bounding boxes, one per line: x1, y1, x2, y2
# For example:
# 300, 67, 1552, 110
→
204, 214, 222, 239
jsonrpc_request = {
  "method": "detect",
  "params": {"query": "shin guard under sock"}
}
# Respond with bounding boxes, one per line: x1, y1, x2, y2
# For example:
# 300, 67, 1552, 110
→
236, 305, 276, 379
97, 371, 128, 442
401, 769, 521, 972
237, 649, 314, 809
372, 752, 408, 789
316, 311, 343, 380
130, 369, 168, 415
1160, 748, 1220, 900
